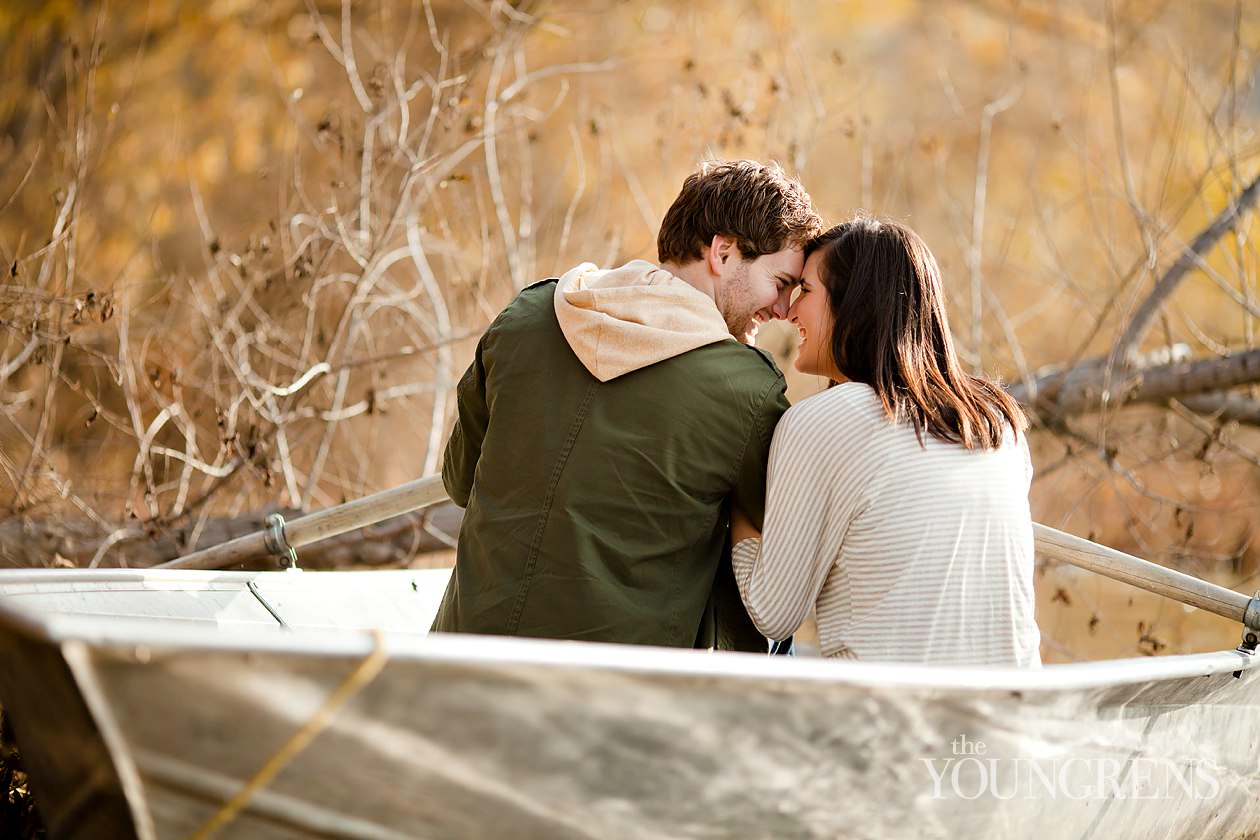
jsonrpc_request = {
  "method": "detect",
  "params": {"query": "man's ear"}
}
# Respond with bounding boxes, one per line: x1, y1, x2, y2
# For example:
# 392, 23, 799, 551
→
706, 234, 736, 276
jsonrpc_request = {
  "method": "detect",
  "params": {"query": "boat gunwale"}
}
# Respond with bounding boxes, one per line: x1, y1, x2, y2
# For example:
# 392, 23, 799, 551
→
0, 568, 440, 588
0, 593, 1254, 696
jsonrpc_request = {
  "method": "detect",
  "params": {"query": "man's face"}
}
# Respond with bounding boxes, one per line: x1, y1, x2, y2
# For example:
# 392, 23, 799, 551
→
716, 246, 805, 344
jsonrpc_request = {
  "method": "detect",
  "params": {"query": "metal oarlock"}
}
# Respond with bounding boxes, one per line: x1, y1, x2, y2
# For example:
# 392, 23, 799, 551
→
263, 513, 299, 570
1244, 592, 1260, 640
1233, 592, 1259, 678
1239, 592, 1260, 654
158, 474, 448, 570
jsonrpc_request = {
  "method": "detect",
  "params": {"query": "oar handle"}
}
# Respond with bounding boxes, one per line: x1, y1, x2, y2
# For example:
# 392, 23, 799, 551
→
1034, 523, 1260, 631
157, 475, 450, 570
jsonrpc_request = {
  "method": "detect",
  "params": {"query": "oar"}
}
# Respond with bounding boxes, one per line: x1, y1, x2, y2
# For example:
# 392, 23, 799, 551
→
1034, 523, 1260, 645
156, 475, 448, 570
158, 475, 1260, 647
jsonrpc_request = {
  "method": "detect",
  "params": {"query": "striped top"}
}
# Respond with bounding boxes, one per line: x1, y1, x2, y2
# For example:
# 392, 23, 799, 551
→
732, 383, 1041, 667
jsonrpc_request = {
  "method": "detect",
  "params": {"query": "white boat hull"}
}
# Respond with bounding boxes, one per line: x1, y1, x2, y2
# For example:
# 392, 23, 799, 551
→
1, 569, 1257, 839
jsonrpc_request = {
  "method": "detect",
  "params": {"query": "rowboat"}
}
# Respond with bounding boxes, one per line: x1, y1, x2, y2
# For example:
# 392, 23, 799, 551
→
2, 476, 1258, 840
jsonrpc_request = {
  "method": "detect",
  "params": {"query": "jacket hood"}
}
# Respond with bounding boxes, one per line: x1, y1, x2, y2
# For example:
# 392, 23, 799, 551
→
554, 260, 733, 382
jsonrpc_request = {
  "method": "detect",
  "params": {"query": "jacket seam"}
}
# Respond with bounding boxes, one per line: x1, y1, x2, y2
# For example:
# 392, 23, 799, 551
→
505, 379, 598, 633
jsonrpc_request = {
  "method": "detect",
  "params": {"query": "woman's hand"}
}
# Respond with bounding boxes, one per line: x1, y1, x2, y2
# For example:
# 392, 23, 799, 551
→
730, 506, 761, 546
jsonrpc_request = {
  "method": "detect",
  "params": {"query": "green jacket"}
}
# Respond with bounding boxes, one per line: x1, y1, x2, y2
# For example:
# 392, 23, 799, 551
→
432, 268, 789, 650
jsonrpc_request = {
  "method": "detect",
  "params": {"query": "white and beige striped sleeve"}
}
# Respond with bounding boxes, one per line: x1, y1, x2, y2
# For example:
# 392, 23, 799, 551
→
731, 395, 867, 641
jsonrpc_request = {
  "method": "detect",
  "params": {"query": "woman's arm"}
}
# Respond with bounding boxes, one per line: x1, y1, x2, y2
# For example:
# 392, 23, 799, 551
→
732, 397, 858, 641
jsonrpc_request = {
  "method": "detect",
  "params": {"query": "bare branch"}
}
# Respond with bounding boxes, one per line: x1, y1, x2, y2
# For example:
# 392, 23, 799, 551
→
1109, 170, 1260, 365
968, 85, 1022, 373
1167, 398, 1260, 465
1176, 392, 1260, 428
1015, 347, 1260, 419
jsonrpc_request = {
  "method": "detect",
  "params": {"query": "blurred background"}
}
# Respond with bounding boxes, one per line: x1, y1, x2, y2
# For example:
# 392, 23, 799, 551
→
1, 0, 1259, 665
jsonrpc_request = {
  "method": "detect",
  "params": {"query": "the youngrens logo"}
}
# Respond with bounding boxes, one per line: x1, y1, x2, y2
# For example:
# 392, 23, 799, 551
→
921, 735, 1221, 801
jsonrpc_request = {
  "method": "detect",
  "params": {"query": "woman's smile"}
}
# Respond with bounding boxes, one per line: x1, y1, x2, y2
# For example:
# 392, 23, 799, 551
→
788, 251, 837, 378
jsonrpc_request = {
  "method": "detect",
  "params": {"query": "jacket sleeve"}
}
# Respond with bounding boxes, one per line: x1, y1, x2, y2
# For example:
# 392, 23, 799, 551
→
730, 375, 790, 529
696, 375, 790, 653
442, 335, 491, 508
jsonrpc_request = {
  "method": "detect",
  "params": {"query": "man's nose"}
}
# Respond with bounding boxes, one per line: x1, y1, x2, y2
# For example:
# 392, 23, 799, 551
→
771, 287, 793, 319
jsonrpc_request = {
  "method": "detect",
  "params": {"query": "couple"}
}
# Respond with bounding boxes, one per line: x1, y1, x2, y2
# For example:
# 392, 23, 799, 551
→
431, 160, 1040, 667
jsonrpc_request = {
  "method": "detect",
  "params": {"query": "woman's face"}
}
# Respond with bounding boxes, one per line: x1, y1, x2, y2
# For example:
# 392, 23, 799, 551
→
788, 252, 843, 380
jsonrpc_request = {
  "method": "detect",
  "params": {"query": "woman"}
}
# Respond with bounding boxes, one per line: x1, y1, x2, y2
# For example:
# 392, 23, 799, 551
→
731, 216, 1041, 666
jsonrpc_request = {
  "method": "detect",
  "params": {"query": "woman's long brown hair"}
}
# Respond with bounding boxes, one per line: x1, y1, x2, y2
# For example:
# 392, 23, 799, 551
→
808, 216, 1027, 449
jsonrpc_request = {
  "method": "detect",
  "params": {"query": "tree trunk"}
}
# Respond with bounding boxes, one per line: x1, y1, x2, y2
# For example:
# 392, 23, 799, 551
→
1010, 348, 1260, 423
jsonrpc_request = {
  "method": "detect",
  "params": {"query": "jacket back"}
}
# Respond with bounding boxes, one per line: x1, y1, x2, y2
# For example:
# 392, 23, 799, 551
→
433, 278, 789, 649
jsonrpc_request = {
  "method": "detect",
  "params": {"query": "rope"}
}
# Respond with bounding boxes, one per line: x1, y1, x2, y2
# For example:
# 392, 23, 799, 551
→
183, 630, 389, 840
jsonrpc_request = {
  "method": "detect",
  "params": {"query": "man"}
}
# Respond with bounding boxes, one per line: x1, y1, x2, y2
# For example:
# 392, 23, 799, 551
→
432, 160, 822, 650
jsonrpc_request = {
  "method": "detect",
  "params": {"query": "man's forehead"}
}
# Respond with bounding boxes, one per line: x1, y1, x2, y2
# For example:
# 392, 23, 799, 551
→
756, 246, 805, 275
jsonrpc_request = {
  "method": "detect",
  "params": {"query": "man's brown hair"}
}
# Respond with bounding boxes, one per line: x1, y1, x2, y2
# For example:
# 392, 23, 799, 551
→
657, 160, 822, 264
